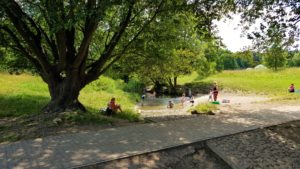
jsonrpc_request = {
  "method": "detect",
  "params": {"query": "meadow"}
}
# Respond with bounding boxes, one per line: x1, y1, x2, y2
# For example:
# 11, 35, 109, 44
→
178, 68, 300, 102
0, 72, 140, 120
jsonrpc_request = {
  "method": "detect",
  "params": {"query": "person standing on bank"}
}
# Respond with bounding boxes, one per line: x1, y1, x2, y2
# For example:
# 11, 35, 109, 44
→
212, 82, 219, 101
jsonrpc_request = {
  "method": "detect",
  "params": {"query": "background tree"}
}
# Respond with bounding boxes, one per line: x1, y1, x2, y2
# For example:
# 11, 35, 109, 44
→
218, 49, 239, 70
116, 12, 208, 95
0, 48, 35, 73
264, 42, 287, 71
286, 50, 300, 67
234, 50, 254, 69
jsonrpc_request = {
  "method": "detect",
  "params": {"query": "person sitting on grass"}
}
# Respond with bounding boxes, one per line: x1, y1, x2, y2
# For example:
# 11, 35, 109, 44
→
288, 84, 295, 93
106, 97, 122, 115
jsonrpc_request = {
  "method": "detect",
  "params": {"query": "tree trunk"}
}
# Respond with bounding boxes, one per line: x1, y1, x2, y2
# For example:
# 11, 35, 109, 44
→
43, 73, 86, 113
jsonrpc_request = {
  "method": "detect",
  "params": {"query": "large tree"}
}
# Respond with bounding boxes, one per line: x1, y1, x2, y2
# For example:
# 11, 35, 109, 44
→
0, 0, 172, 113
0, 0, 237, 113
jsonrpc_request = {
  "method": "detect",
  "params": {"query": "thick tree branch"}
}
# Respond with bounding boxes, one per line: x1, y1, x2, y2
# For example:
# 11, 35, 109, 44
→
85, 1, 137, 84
4, 0, 52, 76
73, 0, 98, 69
0, 26, 45, 78
87, 0, 164, 81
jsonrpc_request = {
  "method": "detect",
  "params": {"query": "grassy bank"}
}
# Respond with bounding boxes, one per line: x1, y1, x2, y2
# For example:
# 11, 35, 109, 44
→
178, 68, 300, 101
0, 72, 139, 118
205, 68, 300, 101
0, 72, 142, 142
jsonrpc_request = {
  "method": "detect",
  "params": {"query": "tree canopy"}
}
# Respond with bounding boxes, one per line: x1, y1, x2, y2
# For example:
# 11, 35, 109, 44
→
0, 0, 298, 113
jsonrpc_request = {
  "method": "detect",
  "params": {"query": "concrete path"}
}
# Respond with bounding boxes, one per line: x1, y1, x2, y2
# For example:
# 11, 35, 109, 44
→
1, 109, 300, 169
207, 129, 300, 169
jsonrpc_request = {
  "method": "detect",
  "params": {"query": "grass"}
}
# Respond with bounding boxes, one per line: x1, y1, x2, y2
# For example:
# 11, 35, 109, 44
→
189, 103, 218, 114
177, 71, 201, 85
0, 72, 142, 142
2, 67, 300, 142
178, 68, 300, 101
0, 73, 49, 117
204, 68, 300, 101
0, 72, 140, 120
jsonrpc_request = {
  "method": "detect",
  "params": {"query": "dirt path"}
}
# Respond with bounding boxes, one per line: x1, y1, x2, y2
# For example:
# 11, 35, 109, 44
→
140, 92, 300, 122
217, 92, 300, 115
96, 93, 300, 169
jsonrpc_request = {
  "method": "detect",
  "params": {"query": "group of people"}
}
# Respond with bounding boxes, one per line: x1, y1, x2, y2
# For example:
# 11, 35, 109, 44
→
167, 93, 195, 109
167, 82, 219, 108
104, 82, 219, 114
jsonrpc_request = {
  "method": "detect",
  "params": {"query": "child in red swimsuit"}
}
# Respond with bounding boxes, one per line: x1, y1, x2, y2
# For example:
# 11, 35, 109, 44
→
212, 82, 218, 101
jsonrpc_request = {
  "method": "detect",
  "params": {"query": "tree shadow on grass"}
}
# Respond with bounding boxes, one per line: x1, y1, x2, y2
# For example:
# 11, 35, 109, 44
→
0, 94, 50, 118
0, 94, 133, 143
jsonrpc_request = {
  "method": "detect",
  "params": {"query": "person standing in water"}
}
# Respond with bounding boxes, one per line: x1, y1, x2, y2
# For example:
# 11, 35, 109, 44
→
181, 93, 186, 106
212, 82, 219, 101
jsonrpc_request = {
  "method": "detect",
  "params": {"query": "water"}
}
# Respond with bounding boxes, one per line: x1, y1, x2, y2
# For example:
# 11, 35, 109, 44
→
138, 95, 206, 111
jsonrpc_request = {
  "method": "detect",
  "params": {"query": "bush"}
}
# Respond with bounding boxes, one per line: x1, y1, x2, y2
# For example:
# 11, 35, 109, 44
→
184, 81, 214, 94
189, 103, 217, 114
122, 79, 145, 93
89, 77, 117, 91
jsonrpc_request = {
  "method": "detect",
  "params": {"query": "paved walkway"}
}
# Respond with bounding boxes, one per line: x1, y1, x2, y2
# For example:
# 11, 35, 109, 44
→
1, 108, 300, 169
207, 129, 300, 169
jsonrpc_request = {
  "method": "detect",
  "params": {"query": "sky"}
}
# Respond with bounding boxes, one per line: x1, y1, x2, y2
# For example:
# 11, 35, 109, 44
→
214, 14, 300, 52
214, 15, 253, 52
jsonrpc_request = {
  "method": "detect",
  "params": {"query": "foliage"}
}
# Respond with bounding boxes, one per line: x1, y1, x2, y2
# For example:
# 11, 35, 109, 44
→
234, 50, 255, 68
189, 103, 217, 114
221, 53, 239, 70
0, 48, 34, 73
287, 50, 300, 67
0, 0, 194, 112
237, 0, 299, 50
184, 81, 213, 94
122, 77, 145, 93
177, 71, 201, 85
116, 11, 214, 92
263, 43, 287, 71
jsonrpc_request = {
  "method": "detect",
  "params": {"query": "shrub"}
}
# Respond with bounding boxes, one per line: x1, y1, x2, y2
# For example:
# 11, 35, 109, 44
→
184, 81, 214, 94
89, 77, 117, 91
189, 103, 217, 114
122, 79, 145, 93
